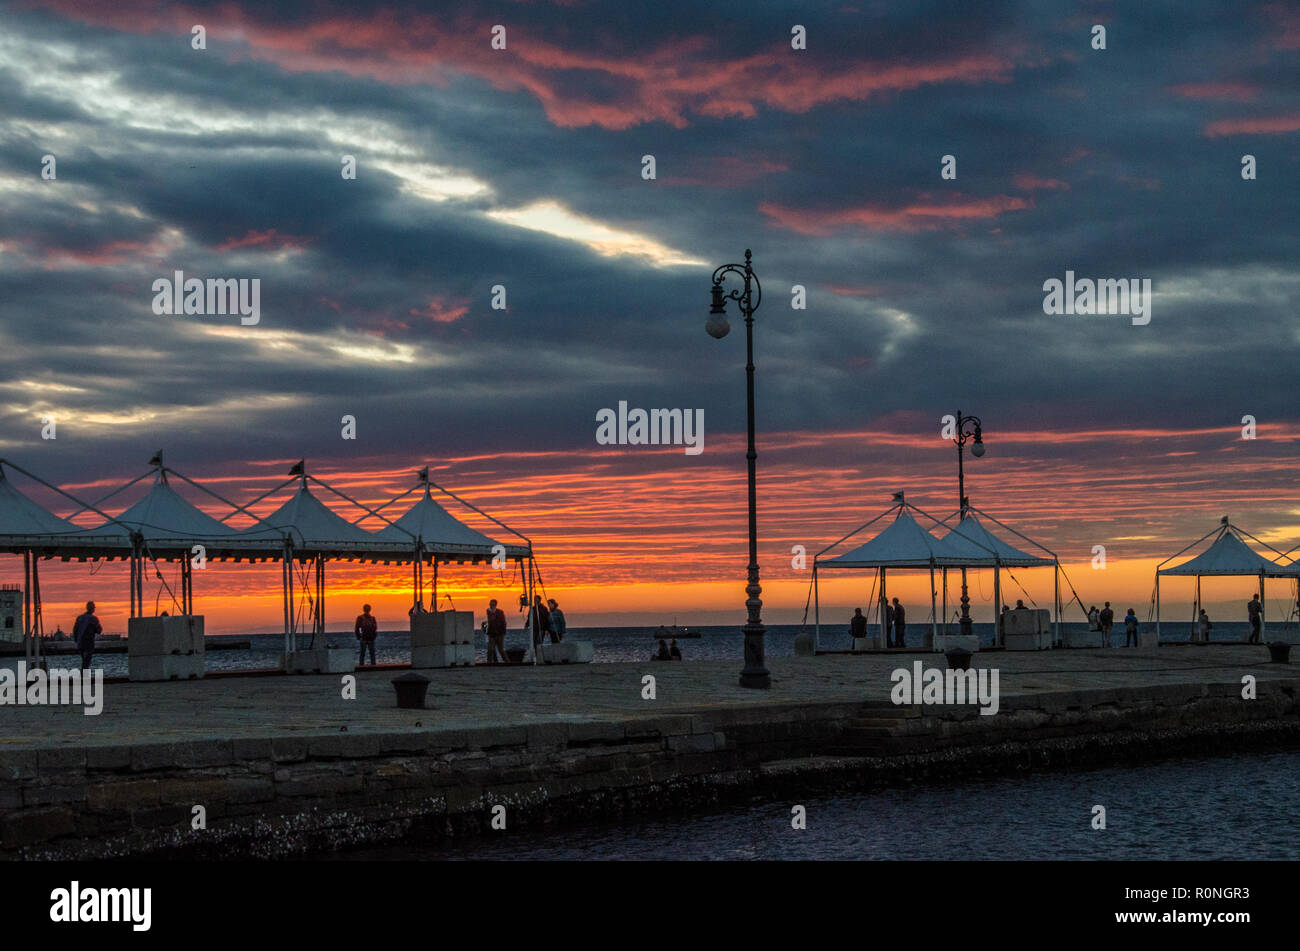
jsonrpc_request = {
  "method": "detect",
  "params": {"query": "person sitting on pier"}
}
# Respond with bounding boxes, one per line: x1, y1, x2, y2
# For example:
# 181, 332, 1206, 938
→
850, 607, 867, 645
355, 604, 379, 667
73, 601, 102, 671
1014, 599, 1027, 610
1247, 594, 1263, 645
669, 638, 682, 660
1124, 608, 1139, 647
547, 599, 566, 643
653, 638, 671, 661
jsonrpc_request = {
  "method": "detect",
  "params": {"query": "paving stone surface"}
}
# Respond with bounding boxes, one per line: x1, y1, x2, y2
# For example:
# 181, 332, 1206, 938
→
0, 646, 1290, 751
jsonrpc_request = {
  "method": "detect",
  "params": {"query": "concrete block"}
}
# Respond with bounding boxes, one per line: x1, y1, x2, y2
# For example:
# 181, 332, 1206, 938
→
412, 644, 472, 668
1004, 630, 1052, 651
851, 636, 878, 652
129, 653, 205, 681
411, 611, 474, 647
281, 648, 355, 674
793, 632, 814, 656
1063, 630, 1104, 649
933, 633, 980, 653
1139, 629, 1159, 648
127, 615, 204, 656
537, 641, 594, 664
1001, 608, 1049, 637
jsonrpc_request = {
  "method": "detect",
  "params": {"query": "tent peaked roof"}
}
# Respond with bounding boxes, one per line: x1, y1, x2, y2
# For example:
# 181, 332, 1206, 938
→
939, 514, 1054, 567
820, 509, 989, 568
0, 467, 80, 536
374, 488, 509, 553
1158, 528, 1297, 577
104, 475, 236, 541
250, 484, 377, 548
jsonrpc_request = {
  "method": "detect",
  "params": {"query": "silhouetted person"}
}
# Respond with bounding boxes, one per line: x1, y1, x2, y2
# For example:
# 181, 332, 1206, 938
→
1247, 594, 1263, 644
1087, 605, 1100, 631
355, 603, 378, 666
1099, 602, 1114, 647
892, 598, 906, 648
1124, 608, 1139, 647
547, 598, 566, 643
850, 607, 867, 645
530, 595, 551, 647
654, 638, 671, 661
669, 638, 682, 660
1197, 609, 1213, 643
1014, 599, 1027, 610
73, 601, 101, 671
485, 598, 509, 664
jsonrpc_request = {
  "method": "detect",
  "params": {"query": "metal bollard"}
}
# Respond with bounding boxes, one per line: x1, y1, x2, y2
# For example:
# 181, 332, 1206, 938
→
392, 672, 431, 709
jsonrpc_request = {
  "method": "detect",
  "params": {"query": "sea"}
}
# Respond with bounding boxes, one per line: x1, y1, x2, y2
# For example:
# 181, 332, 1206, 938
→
7, 619, 1287, 679
325, 747, 1300, 861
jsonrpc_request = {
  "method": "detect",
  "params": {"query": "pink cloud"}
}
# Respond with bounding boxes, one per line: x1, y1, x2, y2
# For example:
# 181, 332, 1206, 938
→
1014, 173, 1070, 191
409, 297, 470, 324
215, 229, 310, 251
1204, 113, 1300, 137
1168, 81, 1259, 102
760, 194, 1032, 235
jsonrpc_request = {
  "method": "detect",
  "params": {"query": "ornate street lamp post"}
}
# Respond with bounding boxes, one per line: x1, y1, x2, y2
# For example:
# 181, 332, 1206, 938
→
707, 249, 770, 689
951, 410, 984, 638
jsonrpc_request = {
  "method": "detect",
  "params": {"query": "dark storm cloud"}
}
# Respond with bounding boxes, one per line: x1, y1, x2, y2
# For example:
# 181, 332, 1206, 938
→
0, 0, 1297, 491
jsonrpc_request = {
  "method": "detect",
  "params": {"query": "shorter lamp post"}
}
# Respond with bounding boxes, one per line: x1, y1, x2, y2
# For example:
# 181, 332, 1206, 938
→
952, 410, 984, 638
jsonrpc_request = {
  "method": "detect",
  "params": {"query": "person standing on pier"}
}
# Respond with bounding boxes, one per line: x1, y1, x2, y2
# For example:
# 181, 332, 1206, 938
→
485, 599, 509, 664
1124, 608, 1139, 647
73, 601, 101, 670
1247, 594, 1263, 644
892, 598, 906, 648
547, 599, 566, 643
529, 595, 551, 647
1099, 602, 1115, 647
355, 603, 378, 667
1197, 608, 1213, 644
884, 600, 895, 646
1087, 605, 1100, 631
850, 607, 867, 646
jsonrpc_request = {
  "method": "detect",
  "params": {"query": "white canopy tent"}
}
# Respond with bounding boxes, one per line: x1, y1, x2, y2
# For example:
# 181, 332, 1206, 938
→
1154, 518, 1299, 639
812, 500, 996, 651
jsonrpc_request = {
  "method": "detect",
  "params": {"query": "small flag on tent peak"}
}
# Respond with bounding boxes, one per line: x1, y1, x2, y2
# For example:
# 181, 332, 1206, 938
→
288, 459, 304, 477
148, 450, 163, 467
417, 467, 429, 483
1220, 515, 1229, 525
892, 491, 905, 503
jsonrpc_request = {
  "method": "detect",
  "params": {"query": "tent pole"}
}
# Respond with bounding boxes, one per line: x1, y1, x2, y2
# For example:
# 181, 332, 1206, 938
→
1155, 572, 1161, 642
433, 559, 439, 611
1195, 574, 1202, 642
32, 554, 42, 662
1259, 570, 1266, 639
942, 567, 948, 640
23, 550, 31, 662
879, 567, 887, 648
993, 563, 1001, 647
812, 564, 820, 653
929, 563, 937, 649
1053, 562, 1061, 646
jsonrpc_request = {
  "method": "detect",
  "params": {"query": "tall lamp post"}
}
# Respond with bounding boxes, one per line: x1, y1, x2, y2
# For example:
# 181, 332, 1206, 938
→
707, 249, 770, 689
951, 410, 985, 637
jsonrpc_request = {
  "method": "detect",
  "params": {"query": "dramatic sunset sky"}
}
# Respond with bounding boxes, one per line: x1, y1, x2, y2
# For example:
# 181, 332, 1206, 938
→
1, 0, 1298, 634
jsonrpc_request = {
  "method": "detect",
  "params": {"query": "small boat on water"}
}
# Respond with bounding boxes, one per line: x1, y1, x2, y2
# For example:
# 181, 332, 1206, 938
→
653, 624, 701, 639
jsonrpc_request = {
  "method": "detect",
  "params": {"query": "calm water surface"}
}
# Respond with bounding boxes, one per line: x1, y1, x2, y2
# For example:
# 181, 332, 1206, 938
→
330, 749, 1300, 860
